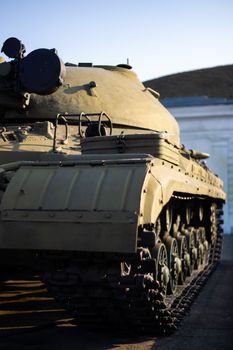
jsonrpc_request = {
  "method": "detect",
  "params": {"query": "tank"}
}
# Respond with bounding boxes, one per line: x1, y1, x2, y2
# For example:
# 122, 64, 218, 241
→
0, 38, 226, 334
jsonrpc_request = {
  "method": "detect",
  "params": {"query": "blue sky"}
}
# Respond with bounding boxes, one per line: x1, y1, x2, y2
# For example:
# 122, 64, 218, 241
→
1, 0, 233, 81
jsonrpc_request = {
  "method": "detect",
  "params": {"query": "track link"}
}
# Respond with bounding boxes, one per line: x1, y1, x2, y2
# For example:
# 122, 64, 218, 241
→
43, 205, 224, 335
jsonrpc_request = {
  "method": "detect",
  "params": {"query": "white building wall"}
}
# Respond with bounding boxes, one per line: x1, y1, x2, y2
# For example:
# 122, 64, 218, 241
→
168, 104, 233, 234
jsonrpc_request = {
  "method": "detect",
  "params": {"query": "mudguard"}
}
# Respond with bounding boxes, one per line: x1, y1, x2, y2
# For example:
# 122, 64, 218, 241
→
0, 154, 225, 253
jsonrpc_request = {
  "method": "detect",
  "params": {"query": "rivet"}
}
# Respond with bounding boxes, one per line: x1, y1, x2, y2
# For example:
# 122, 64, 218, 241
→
49, 213, 55, 217
77, 213, 83, 218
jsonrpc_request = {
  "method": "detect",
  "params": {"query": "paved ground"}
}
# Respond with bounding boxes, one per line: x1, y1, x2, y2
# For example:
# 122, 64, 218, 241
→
0, 235, 233, 350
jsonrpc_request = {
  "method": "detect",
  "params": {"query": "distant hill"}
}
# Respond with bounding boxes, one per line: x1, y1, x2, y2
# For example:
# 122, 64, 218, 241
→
143, 65, 233, 99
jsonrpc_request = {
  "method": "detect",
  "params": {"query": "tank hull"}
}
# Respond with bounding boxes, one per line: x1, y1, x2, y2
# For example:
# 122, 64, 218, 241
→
0, 42, 226, 333
0, 151, 225, 253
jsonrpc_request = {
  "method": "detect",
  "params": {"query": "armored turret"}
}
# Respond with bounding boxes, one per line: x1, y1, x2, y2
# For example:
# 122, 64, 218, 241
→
0, 37, 179, 146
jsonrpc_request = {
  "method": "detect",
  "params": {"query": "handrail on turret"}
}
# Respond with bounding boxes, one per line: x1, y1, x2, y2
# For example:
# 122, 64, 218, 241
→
52, 111, 113, 152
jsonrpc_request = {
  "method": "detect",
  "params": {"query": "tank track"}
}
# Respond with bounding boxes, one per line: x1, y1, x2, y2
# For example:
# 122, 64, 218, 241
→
43, 204, 224, 335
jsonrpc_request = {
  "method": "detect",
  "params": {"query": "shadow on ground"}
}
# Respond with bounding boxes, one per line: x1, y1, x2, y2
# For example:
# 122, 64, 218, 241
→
0, 235, 233, 350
